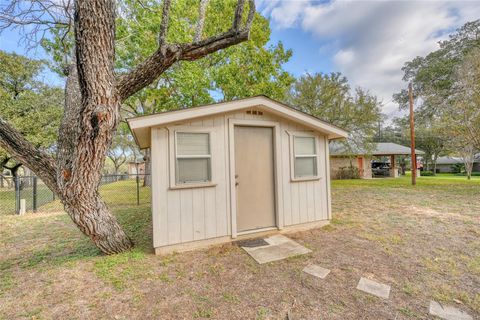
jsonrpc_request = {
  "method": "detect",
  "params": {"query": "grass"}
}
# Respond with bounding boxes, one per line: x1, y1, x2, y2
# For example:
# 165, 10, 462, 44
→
0, 175, 479, 319
0, 179, 150, 215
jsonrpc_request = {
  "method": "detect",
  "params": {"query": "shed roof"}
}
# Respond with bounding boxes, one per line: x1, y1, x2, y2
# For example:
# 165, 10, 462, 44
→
330, 142, 425, 156
127, 95, 348, 149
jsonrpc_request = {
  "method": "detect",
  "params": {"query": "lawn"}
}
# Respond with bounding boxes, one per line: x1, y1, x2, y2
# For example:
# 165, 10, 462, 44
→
0, 175, 479, 319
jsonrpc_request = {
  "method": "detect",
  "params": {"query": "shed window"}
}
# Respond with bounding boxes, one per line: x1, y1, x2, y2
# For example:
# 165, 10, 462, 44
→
175, 132, 211, 184
293, 136, 317, 178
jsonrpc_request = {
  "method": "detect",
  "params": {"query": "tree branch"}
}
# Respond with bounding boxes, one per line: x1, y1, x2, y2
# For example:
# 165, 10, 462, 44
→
158, 0, 171, 46
116, 0, 255, 101
0, 117, 58, 193
194, 0, 209, 42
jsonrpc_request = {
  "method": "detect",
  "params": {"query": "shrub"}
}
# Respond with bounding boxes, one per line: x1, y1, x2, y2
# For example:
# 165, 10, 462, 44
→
421, 171, 435, 176
336, 166, 360, 179
451, 163, 465, 174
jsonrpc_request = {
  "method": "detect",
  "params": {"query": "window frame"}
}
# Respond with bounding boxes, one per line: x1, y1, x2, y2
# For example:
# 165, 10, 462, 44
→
167, 126, 217, 189
288, 131, 321, 182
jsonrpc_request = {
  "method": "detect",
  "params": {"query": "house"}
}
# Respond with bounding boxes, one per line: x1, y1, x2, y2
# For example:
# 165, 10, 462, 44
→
127, 96, 348, 254
436, 155, 480, 173
329, 142, 425, 179
435, 156, 462, 173
127, 160, 146, 176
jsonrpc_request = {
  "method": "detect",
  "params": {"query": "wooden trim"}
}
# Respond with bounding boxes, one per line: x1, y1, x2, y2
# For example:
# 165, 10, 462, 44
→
324, 136, 332, 219
128, 96, 348, 148
237, 226, 277, 236
228, 118, 282, 238
169, 182, 217, 190
166, 126, 216, 189
287, 130, 322, 182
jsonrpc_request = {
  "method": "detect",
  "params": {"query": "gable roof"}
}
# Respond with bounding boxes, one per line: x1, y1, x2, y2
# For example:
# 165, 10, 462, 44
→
437, 154, 480, 165
330, 142, 425, 156
127, 95, 348, 149
436, 156, 463, 165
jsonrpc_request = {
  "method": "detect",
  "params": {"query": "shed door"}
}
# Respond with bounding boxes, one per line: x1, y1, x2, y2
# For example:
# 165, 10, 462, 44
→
234, 126, 276, 232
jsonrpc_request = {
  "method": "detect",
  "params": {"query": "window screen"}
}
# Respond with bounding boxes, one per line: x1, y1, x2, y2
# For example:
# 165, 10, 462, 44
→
176, 132, 211, 184
293, 136, 317, 178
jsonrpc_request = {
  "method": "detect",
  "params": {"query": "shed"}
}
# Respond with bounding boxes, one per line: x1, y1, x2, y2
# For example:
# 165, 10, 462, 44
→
329, 142, 425, 179
128, 96, 348, 254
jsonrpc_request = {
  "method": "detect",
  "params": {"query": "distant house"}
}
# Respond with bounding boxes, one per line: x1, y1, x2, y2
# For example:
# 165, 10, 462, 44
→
436, 155, 480, 173
128, 96, 348, 254
127, 161, 146, 176
329, 142, 425, 179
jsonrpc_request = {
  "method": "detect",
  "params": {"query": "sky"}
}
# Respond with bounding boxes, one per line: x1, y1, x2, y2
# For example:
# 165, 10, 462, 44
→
259, 0, 480, 118
1, 0, 479, 120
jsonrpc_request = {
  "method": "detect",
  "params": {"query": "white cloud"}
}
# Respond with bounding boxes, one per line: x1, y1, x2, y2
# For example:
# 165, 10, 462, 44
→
333, 49, 355, 65
262, 0, 480, 118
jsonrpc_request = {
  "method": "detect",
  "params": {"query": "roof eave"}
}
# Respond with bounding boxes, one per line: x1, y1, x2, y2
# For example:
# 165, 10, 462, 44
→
127, 96, 348, 148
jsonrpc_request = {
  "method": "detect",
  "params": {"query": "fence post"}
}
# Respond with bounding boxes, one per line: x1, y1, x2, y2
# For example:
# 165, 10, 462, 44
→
15, 176, 20, 215
136, 173, 140, 206
32, 176, 38, 213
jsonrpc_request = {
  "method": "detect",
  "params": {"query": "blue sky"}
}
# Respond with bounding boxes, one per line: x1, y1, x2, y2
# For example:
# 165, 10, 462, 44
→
1, 0, 479, 119
261, 0, 480, 117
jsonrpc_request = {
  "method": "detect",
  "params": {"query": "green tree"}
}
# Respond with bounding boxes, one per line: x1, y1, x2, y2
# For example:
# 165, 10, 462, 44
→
446, 48, 480, 179
394, 20, 480, 115
288, 72, 383, 152
393, 20, 480, 175
0, 51, 63, 180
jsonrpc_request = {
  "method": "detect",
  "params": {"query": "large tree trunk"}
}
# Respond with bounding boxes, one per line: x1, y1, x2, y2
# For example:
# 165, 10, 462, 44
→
55, 0, 133, 253
63, 192, 133, 253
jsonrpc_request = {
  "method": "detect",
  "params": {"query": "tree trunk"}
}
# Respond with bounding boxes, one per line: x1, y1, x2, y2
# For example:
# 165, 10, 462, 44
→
143, 148, 152, 187
55, 0, 133, 253
63, 191, 133, 253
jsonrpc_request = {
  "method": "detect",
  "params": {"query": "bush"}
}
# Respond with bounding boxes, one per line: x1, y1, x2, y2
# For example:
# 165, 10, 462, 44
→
451, 163, 464, 174
420, 171, 435, 176
335, 166, 360, 179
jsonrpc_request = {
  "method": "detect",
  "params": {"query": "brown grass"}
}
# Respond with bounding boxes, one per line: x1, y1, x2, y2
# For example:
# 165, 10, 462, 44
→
0, 176, 479, 319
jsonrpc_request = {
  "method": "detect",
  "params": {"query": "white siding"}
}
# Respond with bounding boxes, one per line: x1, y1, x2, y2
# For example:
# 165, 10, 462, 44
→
151, 109, 331, 248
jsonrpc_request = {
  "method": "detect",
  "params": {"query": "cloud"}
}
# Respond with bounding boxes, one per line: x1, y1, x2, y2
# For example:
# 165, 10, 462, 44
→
261, 0, 480, 118
333, 49, 355, 65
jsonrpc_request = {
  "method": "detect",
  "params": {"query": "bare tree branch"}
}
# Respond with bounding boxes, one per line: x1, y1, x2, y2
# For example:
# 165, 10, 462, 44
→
0, 0, 73, 50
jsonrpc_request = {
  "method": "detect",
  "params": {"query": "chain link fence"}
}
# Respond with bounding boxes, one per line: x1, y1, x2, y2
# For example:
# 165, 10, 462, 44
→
0, 174, 151, 215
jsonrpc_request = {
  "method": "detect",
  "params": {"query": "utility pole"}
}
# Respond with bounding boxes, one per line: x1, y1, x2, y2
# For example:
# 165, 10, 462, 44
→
409, 82, 416, 185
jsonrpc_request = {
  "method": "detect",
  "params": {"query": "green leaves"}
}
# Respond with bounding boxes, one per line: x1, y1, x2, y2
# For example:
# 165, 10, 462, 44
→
0, 51, 63, 155
287, 72, 383, 154
116, 0, 293, 115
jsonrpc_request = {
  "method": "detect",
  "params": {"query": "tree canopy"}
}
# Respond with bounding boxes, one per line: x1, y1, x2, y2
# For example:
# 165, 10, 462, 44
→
0, 50, 63, 172
116, 0, 293, 116
288, 72, 383, 152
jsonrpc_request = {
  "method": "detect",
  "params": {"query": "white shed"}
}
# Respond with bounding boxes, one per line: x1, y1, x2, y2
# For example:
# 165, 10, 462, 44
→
127, 96, 348, 254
